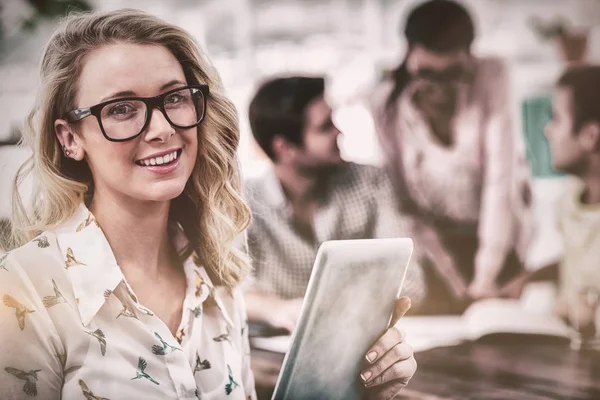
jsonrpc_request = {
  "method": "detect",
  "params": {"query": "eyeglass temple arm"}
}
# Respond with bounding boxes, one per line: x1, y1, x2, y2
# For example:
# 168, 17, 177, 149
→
66, 108, 92, 122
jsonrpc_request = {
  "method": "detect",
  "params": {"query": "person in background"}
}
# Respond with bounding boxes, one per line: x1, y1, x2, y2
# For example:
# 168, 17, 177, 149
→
0, 9, 417, 400
540, 65, 600, 332
244, 76, 425, 332
371, 0, 532, 313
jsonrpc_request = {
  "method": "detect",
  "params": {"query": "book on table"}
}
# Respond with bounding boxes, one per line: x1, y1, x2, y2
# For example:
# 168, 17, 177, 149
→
250, 297, 570, 354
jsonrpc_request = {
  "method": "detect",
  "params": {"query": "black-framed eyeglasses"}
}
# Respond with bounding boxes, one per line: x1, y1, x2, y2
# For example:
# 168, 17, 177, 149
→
65, 84, 209, 142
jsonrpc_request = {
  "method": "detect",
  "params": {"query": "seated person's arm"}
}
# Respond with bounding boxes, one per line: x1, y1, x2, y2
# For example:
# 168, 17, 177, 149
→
406, 215, 468, 300
471, 59, 529, 298
237, 230, 303, 334
498, 262, 560, 298
244, 290, 303, 334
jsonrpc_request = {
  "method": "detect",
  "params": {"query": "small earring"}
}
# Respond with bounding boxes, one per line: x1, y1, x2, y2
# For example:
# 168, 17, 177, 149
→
63, 146, 70, 157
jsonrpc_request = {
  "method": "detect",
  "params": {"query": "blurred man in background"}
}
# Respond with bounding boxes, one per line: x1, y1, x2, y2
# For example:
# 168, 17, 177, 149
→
243, 76, 425, 332
543, 65, 600, 342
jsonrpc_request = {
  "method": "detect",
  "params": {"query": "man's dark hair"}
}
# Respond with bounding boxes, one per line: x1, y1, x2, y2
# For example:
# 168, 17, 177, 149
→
557, 65, 600, 133
387, 0, 475, 109
249, 76, 325, 161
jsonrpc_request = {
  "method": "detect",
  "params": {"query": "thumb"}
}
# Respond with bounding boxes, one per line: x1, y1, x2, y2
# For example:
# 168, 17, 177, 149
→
389, 296, 411, 328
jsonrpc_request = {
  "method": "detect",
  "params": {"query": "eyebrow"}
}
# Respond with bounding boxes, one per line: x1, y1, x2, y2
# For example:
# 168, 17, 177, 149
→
99, 79, 187, 102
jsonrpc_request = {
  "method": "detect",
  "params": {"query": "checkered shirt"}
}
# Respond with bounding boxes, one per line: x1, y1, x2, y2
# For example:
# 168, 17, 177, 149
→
242, 162, 426, 304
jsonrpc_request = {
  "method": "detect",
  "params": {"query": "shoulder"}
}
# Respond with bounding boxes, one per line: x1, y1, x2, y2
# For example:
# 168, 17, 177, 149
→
343, 162, 387, 187
1, 233, 68, 303
242, 170, 272, 204
474, 56, 510, 96
475, 56, 509, 79
370, 79, 395, 116
559, 177, 586, 216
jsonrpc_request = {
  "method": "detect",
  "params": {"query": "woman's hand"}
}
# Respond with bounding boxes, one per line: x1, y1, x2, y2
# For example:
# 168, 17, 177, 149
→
267, 298, 304, 333
467, 276, 499, 300
361, 297, 417, 400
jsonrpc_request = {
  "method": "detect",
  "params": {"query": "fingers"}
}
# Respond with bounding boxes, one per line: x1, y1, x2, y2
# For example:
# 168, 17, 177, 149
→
361, 342, 414, 387
389, 296, 411, 328
364, 325, 405, 364
364, 356, 417, 389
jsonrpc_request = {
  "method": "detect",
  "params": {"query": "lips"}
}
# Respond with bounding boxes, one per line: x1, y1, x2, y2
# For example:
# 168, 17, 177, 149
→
135, 149, 181, 166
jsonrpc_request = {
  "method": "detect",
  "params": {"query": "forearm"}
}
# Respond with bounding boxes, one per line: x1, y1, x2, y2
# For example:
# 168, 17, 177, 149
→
244, 290, 284, 324
405, 215, 459, 282
529, 262, 560, 283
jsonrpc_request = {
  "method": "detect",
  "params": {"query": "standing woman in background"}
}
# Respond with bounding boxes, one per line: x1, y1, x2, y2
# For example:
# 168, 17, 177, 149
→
371, 0, 533, 313
1, 9, 416, 399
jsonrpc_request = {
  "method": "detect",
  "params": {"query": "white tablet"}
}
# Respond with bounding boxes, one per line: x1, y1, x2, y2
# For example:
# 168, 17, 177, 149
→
272, 238, 413, 400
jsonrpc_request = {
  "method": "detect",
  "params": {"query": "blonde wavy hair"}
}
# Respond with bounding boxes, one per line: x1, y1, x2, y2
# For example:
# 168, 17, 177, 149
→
11, 9, 252, 290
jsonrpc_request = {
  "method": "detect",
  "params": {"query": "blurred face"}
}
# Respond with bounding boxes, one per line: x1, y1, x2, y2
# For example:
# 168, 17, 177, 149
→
545, 87, 589, 174
55, 43, 198, 204
406, 45, 473, 115
293, 97, 343, 170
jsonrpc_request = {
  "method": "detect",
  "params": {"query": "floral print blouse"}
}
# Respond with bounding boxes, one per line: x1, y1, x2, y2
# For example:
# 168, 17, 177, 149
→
0, 204, 256, 399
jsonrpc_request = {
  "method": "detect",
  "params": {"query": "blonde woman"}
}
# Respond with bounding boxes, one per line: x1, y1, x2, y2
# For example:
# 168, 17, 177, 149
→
0, 9, 416, 400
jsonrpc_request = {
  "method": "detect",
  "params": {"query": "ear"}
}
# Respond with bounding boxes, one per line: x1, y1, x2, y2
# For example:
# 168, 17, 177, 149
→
579, 122, 600, 152
272, 135, 298, 162
54, 119, 85, 161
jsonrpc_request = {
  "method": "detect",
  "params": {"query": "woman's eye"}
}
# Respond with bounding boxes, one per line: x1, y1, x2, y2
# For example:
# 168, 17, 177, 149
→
165, 94, 184, 104
108, 103, 136, 115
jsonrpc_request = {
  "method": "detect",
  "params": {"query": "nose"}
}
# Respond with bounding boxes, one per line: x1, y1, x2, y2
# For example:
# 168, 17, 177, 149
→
144, 107, 175, 142
332, 123, 342, 137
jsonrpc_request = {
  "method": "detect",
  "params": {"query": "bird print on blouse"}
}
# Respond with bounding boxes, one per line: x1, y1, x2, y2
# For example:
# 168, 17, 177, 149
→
3, 295, 35, 331
116, 304, 138, 320
76, 212, 100, 232
85, 329, 107, 356
225, 365, 239, 395
42, 279, 69, 309
213, 326, 232, 343
79, 379, 110, 400
151, 332, 181, 356
175, 327, 185, 345
179, 384, 200, 399
4, 367, 41, 397
126, 286, 139, 304
131, 357, 159, 385
0, 253, 8, 271
65, 248, 86, 268
194, 352, 211, 375
32, 235, 50, 248
241, 320, 248, 337
192, 306, 202, 318
194, 271, 206, 298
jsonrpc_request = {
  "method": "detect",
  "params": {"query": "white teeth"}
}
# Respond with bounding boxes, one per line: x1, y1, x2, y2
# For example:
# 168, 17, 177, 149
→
139, 150, 178, 166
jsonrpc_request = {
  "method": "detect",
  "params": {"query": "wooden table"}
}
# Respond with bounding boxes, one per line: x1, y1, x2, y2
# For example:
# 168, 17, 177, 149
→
251, 335, 600, 400
399, 336, 600, 400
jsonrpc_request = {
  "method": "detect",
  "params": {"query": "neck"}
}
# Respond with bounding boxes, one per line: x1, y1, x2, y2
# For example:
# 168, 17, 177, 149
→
89, 190, 173, 279
274, 163, 320, 207
580, 157, 600, 204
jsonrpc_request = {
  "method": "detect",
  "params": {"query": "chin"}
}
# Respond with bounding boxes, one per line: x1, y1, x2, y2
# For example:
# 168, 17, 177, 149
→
138, 180, 188, 202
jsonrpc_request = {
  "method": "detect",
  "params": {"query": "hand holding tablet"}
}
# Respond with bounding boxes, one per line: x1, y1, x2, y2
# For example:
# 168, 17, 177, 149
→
272, 238, 416, 400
